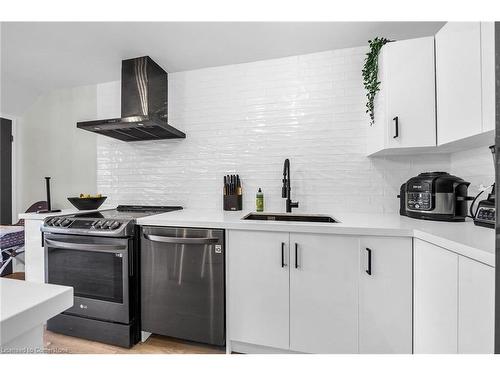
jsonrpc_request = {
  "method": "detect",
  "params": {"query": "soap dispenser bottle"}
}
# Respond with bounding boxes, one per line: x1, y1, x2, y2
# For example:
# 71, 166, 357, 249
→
256, 188, 264, 212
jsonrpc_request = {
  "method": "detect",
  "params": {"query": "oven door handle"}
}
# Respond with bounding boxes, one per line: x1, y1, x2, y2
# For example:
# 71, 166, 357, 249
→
143, 234, 219, 245
45, 239, 127, 253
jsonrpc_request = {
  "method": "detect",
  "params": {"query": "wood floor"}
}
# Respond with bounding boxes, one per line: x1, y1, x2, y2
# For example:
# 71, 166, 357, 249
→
44, 330, 225, 354
2, 272, 25, 280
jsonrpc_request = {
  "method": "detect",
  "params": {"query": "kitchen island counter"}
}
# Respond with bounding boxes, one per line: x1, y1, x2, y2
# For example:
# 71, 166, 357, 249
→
0, 278, 73, 353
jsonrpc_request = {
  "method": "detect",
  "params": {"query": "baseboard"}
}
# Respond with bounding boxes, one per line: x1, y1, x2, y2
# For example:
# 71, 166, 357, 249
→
230, 340, 303, 354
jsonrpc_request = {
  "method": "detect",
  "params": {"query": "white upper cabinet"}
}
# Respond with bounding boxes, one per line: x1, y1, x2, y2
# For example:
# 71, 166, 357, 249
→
358, 237, 413, 354
384, 37, 437, 149
368, 36, 436, 155
289, 233, 359, 353
480, 22, 495, 133
369, 22, 494, 155
435, 22, 488, 145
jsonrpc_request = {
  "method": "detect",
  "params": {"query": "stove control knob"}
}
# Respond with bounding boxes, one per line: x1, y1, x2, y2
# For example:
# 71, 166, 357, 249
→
53, 218, 62, 226
61, 219, 71, 227
101, 221, 111, 229
110, 221, 120, 230
93, 220, 102, 229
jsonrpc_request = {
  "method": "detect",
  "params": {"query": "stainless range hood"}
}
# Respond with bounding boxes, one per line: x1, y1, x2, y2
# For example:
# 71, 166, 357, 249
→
77, 56, 186, 142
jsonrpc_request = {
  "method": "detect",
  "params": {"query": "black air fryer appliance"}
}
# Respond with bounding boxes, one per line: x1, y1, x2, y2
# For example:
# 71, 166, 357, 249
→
399, 172, 470, 222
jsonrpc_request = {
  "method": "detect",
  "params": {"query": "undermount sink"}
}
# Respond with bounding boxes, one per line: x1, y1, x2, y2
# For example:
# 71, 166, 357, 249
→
242, 212, 338, 223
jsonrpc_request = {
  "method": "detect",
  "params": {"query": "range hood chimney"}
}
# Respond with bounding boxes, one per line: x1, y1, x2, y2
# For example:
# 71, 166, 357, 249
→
77, 56, 186, 142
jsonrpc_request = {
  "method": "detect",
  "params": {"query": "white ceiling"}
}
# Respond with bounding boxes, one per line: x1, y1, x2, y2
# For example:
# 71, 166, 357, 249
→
0, 21, 445, 115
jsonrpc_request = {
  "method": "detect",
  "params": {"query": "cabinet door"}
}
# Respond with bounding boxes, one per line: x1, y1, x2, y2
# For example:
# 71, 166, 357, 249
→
385, 36, 436, 149
458, 257, 495, 353
24, 219, 45, 283
414, 239, 458, 353
227, 230, 290, 349
436, 22, 482, 145
289, 233, 359, 353
480, 22, 495, 133
359, 237, 413, 353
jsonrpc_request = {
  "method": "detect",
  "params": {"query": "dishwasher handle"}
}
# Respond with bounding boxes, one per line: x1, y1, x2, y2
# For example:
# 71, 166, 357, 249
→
143, 234, 219, 245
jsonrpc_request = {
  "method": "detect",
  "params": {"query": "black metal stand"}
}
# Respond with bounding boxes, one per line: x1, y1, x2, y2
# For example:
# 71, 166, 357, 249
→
37, 176, 61, 213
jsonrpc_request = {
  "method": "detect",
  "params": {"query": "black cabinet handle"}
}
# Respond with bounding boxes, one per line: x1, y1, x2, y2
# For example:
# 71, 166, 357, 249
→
281, 242, 286, 268
366, 247, 372, 275
295, 243, 299, 269
393, 116, 399, 139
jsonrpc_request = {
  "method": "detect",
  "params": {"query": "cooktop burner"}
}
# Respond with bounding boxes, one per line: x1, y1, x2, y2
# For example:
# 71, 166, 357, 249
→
73, 205, 183, 219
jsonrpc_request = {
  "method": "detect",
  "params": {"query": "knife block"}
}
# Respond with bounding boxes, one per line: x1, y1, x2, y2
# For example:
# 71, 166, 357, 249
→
224, 194, 242, 211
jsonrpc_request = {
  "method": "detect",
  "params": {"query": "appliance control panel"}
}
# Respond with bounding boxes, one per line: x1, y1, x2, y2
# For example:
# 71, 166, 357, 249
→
407, 192, 432, 211
45, 217, 74, 228
91, 220, 123, 231
44, 217, 124, 231
474, 206, 495, 228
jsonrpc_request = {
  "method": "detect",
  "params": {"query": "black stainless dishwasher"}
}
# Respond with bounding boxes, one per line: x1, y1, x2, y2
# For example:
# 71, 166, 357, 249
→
140, 226, 225, 346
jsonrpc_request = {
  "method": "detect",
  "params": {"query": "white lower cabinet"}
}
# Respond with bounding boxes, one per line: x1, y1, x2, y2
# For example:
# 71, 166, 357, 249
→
414, 239, 458, 353
458, 256, 495, 353
414, 239, 494, 354
359, 237, 413, 353
227, 230, 290, 349
24, 219, 46, 283
289, 233, 359, 353
228, 230, 413, 353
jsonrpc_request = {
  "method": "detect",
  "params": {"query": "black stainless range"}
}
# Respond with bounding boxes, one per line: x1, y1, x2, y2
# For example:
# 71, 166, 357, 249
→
41, 205, 182, 348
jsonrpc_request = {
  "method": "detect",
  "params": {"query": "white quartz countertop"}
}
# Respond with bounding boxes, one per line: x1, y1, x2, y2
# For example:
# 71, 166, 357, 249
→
137, 209, 495, 267
0, 279, 73, 345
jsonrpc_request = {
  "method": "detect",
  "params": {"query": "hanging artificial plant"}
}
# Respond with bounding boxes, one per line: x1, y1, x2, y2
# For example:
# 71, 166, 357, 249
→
362, 37, 390, 125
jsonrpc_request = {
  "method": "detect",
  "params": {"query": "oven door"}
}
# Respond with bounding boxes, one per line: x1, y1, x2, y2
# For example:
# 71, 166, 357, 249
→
44, 233, 130, 324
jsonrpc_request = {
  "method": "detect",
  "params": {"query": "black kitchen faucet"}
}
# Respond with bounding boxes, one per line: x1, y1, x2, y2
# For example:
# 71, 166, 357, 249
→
282, 158, 299, 213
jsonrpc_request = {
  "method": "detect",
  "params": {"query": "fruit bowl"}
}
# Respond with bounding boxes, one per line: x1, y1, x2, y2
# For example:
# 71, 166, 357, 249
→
67, 196, 107, 210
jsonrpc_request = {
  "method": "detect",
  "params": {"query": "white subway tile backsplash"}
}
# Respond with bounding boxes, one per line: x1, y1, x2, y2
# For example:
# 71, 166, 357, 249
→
450, 146, 495, 196
97, 47, 493, 214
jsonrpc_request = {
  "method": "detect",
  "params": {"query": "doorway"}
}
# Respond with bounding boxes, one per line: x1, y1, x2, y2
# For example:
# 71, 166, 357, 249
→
0, 117, 13, 225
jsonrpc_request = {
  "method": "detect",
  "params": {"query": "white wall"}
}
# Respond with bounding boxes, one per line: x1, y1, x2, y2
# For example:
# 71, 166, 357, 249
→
17, 84, 98, 212
96, 47, 474, 214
